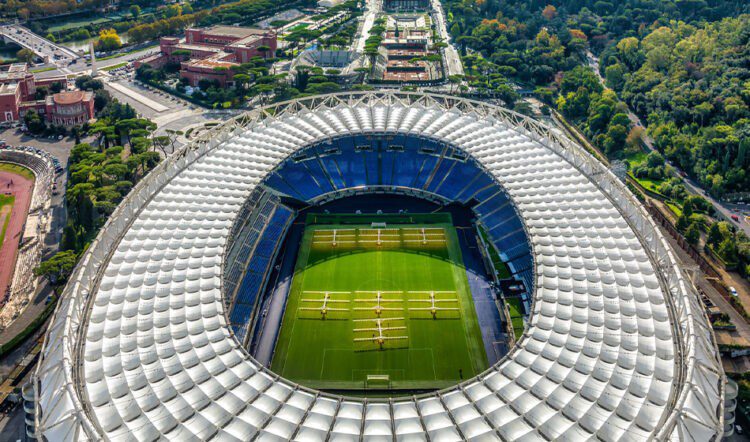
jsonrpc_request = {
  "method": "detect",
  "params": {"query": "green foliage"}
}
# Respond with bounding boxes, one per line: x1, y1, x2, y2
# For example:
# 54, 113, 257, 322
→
75, 75, 104, 91
24, 110, 45, 134
705, 221, 750, 272
16, 48, 34, 63
34, 250, 78, 286
95, 28, 122, 52
51, 101, 161, 274
602, 16, 750, 195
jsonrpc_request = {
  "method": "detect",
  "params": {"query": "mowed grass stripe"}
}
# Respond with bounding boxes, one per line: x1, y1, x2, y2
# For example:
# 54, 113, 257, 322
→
271, 218, 488, 391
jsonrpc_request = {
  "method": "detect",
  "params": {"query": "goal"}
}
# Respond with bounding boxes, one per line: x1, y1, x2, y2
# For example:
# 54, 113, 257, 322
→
365, 374, 391, 389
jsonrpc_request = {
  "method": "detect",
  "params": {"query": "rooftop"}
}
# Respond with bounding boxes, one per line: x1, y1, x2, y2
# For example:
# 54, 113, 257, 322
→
201, 25, 268, 39
174, 43, 224, 53
185, 58, 238, 69
0, 64, 29, 81
51, 90, 90, 105
0, 83, 18, 95
8, 63, 27, 73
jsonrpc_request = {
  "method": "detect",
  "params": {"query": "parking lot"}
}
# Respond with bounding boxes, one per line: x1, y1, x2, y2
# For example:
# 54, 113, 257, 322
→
103, 77, 193, 119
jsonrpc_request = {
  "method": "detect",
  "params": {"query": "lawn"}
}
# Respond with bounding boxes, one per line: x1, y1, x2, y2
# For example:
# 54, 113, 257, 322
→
271, 213, 488, 392
623, 150, 648, 167
0, 163, 35, 181
667, 202, 683, 217
31, 67, 57, 74
623, 149, 671, 197
287, 22, 311, 32
0, 194, 15, 248
47, 16, 113, 32
102, 62, 127, 71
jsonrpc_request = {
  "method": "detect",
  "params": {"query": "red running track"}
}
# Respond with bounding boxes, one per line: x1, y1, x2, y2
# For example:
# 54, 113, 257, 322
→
0, 171, 33, 301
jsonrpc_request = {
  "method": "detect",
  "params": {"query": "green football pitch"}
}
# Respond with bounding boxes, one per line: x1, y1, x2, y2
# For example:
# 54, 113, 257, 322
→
271, 214, 489, 392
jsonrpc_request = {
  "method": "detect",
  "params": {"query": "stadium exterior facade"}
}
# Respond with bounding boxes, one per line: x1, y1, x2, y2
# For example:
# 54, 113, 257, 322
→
33, 92, 724, 440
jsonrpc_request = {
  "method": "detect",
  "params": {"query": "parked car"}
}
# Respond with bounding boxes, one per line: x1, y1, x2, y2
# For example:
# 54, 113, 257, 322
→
730, 287, 738, 297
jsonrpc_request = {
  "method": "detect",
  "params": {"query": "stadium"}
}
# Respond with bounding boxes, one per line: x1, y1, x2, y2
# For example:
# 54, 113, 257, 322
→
32, 92, 724, 440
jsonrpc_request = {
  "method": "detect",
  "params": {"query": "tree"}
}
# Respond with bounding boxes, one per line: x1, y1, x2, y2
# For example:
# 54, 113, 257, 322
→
541, 5, 557, 20
16, 48, 34, 64
233, 73, 251, 89
164, 4, 182, 18
646, 151, 665, 168
76, 75, 104, 91
707, 222, 730, 247
676, 214, 691, 232
602, 123, 628, 155
685, 223, 700, 246
95, 29, 122, 52
24, 109, 45, 134
129, 4, 141, 19
34, 250, 78, 288
605, 63, 626, 91
94, 89, 111, 112
615, 37, 643, 71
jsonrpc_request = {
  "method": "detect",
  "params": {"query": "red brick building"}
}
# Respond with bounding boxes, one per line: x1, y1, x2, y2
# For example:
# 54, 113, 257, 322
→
185, 26, 277, 61
43, 91, 95, 127
136, 25, 277, 87
0, 83, 21, 122
0, 64, 94, 126
180, 58, 238, 87
0, 64, 67, 102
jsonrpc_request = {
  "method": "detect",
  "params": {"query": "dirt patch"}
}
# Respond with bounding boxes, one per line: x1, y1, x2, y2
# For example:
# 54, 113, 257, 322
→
0, 170, 34, 300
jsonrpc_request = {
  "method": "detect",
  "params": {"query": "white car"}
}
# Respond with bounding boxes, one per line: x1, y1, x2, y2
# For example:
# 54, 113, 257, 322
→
730, 286, 738, 297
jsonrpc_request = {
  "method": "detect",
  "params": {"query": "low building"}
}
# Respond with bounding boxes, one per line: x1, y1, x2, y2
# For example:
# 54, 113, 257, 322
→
180, 58, 237, 87
43, 91, 95, 127
0, 64, 66, 101
0, 64, 93, 126
0, 83, 21, 122
136, 25, 278, 88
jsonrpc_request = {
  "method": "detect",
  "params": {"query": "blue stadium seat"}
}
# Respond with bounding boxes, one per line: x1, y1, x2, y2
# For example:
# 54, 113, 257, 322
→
228, 203, 294, 340
434, 160, 484, 202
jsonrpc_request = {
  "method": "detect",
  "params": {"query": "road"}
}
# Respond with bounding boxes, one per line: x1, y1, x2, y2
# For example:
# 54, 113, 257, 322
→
0, 24, 79, 67
36, 46, 159, 78
586, 51, 750, 236
429, 0, 464, 77
354, 0, 382, 53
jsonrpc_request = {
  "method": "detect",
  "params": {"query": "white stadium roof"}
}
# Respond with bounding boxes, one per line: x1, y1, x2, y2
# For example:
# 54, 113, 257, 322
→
34, 92, 724, 441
